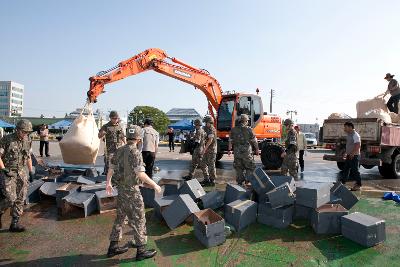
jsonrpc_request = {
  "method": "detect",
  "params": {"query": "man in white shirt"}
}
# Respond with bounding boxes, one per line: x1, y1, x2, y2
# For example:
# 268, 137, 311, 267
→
294, 126, 307, 172
142, 118, 159, 178
341, 122, 362, 191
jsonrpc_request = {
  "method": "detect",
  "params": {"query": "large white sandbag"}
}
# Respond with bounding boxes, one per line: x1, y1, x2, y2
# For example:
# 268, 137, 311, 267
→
362, 109, 392, 123
356, 97, 388, 118
390, 112, 400, 123
328, 113, 352, 119
59, 105, 100, 164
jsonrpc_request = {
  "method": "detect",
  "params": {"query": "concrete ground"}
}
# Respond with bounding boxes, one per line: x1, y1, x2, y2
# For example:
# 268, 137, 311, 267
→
0, 141, 399, 266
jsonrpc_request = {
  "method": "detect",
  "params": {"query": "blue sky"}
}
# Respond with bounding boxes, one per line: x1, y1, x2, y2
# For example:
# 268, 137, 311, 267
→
1, 0, 399, 124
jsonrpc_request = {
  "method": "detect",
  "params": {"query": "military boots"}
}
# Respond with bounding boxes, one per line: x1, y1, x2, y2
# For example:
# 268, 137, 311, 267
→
107, 241, 129, 258
9, 217, 26, 232
0, 212, 3, 229
200, 178, 215, 187
136, 245, 157, 261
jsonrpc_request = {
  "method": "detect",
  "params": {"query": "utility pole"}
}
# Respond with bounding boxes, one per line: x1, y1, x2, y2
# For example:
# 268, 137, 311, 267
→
286, 110, 297, 119
270, 89, 275, 113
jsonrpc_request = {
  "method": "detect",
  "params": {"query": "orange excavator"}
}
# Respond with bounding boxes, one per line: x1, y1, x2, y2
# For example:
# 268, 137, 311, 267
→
87, 48, 284, 169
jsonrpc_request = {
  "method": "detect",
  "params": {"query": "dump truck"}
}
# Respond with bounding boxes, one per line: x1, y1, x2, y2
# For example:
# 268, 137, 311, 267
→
322, 118, 400, 179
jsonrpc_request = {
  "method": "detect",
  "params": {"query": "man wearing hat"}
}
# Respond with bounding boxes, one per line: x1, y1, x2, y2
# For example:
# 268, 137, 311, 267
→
281, 119, 299, 179
99, 110, 126, 175
106, 125, 161, 260
142, 118, 159, 178
200, 116, 217, 186
183, 118, 207, 181
0, 119, 35, 232
228, 114, 259, 185
383, 73, 400, 113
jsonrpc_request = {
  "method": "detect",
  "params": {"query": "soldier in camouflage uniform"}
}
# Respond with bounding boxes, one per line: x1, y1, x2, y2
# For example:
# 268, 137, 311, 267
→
98, 111, 126, 175
182, 119, 207, 181
0, 119, 35, 232
106, 125, 161, 261
200, 116, 217, 186
228, 114, 260, 185
281, 119, 299, 179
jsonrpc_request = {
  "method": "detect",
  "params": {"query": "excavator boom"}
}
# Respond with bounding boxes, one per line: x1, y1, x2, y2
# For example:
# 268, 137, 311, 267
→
87, 48, 223, 119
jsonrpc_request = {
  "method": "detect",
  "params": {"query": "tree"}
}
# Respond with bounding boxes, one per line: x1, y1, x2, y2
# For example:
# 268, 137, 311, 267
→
129, 106, 170, 133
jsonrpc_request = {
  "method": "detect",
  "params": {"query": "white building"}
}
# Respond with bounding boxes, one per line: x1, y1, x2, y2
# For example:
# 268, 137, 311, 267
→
0, 81, 24, 117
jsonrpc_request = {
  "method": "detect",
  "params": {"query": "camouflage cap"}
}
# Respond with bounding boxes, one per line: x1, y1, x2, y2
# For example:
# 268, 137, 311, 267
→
109, 110, 119, 118
16, 119, 33, 132
203, 116, 214, 124
239, 114, 249, 123
126, 125, 143, 140
194, 118, 202, 126
283, 118, 294, 126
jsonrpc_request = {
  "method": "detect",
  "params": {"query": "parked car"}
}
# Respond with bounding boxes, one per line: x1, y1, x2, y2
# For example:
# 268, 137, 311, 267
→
304, 132, 317, 149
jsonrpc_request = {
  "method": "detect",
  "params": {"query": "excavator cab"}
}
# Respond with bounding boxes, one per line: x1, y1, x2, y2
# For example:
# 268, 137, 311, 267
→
216, 94, 263, 132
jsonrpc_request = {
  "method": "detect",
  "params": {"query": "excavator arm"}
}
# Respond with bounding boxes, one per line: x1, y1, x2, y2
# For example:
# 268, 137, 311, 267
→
87, 48, 223, 119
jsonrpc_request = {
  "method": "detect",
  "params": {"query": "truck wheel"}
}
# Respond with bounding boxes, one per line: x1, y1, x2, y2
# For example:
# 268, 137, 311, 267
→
261, 143, 284, 170
337, 162, 346, 171
378, 163, 392, 178
216, 152, 223, 161
361, 164, 375, 169
387, 154, 400, 179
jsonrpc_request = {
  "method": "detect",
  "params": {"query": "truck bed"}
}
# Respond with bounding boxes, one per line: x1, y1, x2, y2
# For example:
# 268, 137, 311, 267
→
323, 118, 400, 144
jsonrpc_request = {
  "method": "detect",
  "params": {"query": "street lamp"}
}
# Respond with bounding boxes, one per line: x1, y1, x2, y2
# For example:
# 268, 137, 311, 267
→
286, 110, 297, 119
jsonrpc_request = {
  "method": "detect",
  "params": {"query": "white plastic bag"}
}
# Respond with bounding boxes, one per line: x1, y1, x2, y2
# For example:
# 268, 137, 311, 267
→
59, 103, 100, 164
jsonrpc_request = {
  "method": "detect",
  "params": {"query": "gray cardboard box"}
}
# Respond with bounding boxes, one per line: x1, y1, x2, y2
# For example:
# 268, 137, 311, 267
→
330, 182, 358, 210
61, 191, 97, 218
200, 191, 224, 210
329, 194, 342, 205
95, 189, 118, 213
341, 212, 386, 247
159, 178, 184, 196
162, 194, 200, 229
153, 195, 179, 220
271, 176, 296, 192
40, 182, 67, 197
56, 183, 80, 208
224, 199, 257, 232
247, 168, 276, 195
311, 204, 349, 234
267, 182, 295, 209
224, 184, 247, 204
140, 186, 161, 208
296, 182, 330, 208
257, 203, 294, 229
76, 175, 96, 185
178, 179, 206, 200
194, 209, 226, 248
26, 179, 45, 204
294, 203, 313, 220
80, 183, 107, 193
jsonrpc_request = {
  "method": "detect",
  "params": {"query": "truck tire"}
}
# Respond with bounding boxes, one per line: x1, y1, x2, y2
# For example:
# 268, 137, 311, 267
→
216, 152, 223, 161
337, 162, 346, 171
378, 163, 392, 178
261, 143, 284, 170
382, 154, 400, 179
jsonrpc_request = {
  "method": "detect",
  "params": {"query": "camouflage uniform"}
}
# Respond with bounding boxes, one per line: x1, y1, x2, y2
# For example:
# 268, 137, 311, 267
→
100, 122, 125, 175
188, 127, 207, 178
281, 128, 299, 179
230, 124, 258, 184
202, 125, 217, 181
109, 144, 147, 246
0, 133, 32, 218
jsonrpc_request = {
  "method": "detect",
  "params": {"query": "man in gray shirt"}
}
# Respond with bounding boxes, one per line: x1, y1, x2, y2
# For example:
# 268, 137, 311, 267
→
340, 122, 362, 191
383, 73, 400, 113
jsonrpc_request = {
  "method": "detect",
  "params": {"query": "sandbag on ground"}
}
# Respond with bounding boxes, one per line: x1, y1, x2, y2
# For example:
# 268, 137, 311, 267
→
59, 103, 100, 164
356, 97, 388, 118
